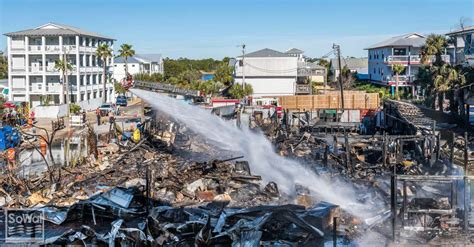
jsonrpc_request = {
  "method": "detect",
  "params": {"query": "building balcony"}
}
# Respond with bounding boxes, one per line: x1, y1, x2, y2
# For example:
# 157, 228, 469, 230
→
384, 55, 450, 65
46, 66, 59, 73
79, 67, 101, 73
45, 45, 60, 53
28, 66, 43, 73
79, 46, 97, 53
11, 68, 26, 73
63, 45, 77, 53
295, 84, 312, 94
28, 45, 42, 52
29, 84, 63, 94
12, 87, 27, 93
382, 75, 416, 86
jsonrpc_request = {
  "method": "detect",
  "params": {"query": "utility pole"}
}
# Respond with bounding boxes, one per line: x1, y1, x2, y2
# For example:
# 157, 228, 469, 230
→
333, 44, 345, 110
241, 44, 246, 89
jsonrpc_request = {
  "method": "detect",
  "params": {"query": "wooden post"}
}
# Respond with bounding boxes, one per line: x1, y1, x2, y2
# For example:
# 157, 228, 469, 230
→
345, 133, 351, 174
450, 132, 455, 166
463, 132, 469, 233
333, 217, 338, 247
391, 167, 397, 241
436, 133, 440, 162
383, 133, 387, 167
402, 180, 407, 227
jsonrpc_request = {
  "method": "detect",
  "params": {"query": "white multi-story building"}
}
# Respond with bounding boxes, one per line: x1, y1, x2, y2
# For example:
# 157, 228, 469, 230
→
365, 33, 450, 91
446, 25, 474, 67
4, 23, 115, 108
112, 54, 164, 81
233, 48, 323, 98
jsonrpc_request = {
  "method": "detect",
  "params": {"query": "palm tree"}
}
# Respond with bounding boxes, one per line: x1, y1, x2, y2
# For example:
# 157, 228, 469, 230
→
391, 63, 405, 100
432, 64, 465, 112
118, 44, 135, 77
96, 43, 113, 103
55, 58, 72, 115
421, 34, 448, 66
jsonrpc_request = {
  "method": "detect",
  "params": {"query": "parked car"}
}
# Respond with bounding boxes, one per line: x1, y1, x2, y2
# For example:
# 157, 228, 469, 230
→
116, 95, 128, 107
99, 103, 114, 116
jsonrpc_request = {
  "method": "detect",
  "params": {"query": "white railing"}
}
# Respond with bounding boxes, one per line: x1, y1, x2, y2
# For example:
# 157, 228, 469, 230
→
63, 45, 77, 52
28, 45, 42, 52
12, 87, 26, 92
46, 66, 58, 72
11, 68, 26, 72
46, 84, 62, 93
45, 45, 60, 52
385, 55, 451, 64
384, 75, 416, 83
29, 85, 44, 92
79, 46, 96, 53
29, 66, 43, 73
11, 46, 25, 51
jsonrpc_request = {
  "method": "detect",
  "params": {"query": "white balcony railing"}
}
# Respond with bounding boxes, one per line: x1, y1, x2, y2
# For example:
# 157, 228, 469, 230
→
11, 68, 26, 72
29, 66, 43, 73
47, 84, 62, 93
29, 85, 44, 92
295, 84, 312, 94
385, 55, 450, 65
12, 87, 27, 92
28, 45, 42, 52
45, 45, 60, 52
383, 75, 416, 84
63, 45, 77, 52
46, 66, 58, 72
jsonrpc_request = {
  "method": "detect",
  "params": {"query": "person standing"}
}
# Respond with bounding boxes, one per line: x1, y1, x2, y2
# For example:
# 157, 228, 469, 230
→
96, 108, 101, 125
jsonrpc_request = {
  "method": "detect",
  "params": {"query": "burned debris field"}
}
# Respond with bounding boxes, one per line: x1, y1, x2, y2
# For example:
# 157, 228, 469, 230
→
1, 88, 473, 246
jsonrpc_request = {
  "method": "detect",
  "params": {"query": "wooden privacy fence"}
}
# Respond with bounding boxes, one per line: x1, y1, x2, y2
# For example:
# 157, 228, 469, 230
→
278, 92, 380, 110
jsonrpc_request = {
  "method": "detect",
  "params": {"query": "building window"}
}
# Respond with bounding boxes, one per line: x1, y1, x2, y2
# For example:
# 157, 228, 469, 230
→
373, 68, 376, 73
81, 93, 85, 101
99, 90, 102, 97
93, 91, 97, 98
394, 48, 407, 56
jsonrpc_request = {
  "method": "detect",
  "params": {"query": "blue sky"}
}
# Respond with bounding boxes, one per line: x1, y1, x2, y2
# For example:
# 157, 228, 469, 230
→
1, 0, 473, 59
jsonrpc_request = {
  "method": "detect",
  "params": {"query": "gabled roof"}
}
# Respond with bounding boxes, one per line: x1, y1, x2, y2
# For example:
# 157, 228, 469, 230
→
241, 48, 293, 58
365, 33, 426, 50
285, 48, 304, 54
4, 22, 114, 40
114, 56, 141, 63
135, 54, 162, 63
446, 25, 474, 36
330, 58, 368, 70
114, 54, 163, 64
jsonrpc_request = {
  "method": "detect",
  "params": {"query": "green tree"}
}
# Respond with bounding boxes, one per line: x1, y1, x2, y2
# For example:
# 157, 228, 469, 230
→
214, 63, 234, 86
421, 34, 448, 66
391, 63, 405, 100
114, 82, 126, 95
96, 43, 113, 103
178, 70, 201, 85
0, 51, 7, 79
417, 64, 465, 111
69, 103, 82, 114
167, 76, 179, 85
118, 44, 135, 76
55, 58, 72, 113
229, 84, 253, 99
341, 65, 356, 89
